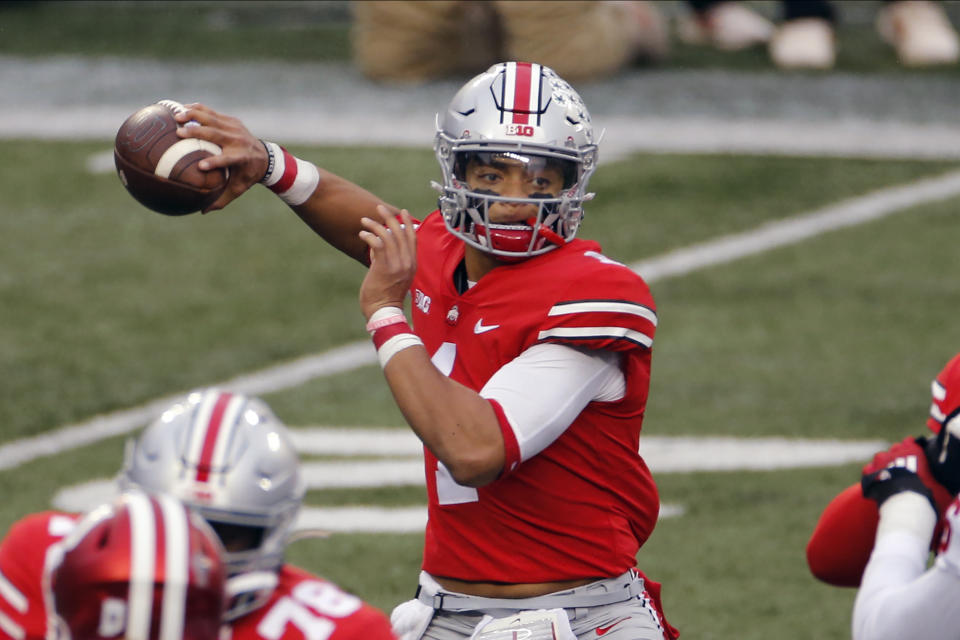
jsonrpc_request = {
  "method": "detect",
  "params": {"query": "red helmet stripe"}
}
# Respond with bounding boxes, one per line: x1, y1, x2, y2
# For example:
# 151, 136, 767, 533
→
511, 62, 533, 125
195, 391, 233, 482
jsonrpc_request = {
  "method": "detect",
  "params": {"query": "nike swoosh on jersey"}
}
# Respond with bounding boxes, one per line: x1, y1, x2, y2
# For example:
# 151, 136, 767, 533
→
474, 319, 500, 334
596, 617, 632, 636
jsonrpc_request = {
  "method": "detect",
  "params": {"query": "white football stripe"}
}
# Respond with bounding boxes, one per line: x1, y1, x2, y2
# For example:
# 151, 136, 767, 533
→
548, 301, 658, 326
157, 494, 188, 640
537, 326, 654, 347
126, 492, 156, 640
0, 611, 23, 640
933, 379, 947, 401
0, 569, 26, 614
154, 138, 221, 179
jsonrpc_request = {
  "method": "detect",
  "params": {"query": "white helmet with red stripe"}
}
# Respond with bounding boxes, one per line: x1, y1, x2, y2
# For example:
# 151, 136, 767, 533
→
119, 388, 304, 619
49, 490, 226, 640
434, 61, 598, 260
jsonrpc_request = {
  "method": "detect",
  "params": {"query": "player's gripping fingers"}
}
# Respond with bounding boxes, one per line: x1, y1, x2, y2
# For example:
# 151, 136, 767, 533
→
862, 464, 936, 510
173, 105, 268, 212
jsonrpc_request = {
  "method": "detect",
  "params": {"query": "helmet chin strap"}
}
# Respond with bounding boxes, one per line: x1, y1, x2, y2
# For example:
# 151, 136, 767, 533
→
526, 216, 566, 247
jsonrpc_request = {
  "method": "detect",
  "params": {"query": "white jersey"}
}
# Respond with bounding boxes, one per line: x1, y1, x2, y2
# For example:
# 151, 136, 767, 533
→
853, 493, 960, 640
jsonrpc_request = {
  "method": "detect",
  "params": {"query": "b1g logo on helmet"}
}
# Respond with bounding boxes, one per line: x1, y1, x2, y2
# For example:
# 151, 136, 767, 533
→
505, 124, 535, 137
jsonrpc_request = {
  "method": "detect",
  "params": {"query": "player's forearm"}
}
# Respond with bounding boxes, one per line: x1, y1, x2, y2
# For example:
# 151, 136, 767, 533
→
290, 167, 400, 266
383, 348, 506, 487
854, 549, 960, 640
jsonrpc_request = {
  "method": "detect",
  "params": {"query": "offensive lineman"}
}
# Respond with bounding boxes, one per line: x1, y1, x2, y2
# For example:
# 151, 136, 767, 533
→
0, 388, 396, 640
172, 61, 677, 639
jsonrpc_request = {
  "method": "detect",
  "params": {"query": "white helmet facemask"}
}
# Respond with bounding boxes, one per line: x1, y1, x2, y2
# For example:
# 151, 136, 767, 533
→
433, 61, 598, 260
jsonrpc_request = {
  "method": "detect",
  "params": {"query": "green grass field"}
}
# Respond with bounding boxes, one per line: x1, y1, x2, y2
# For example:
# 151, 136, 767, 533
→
5, 2, 960, 638
4, 139, 960, 638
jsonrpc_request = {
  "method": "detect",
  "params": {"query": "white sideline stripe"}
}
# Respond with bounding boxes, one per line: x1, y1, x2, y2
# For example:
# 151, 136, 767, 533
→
289, 427, 424, 456
300, 461, 425, 487
630, 168, 960, 281
0, 342, 375, 471
4, 172, 960, 470
48, 428, 881, 531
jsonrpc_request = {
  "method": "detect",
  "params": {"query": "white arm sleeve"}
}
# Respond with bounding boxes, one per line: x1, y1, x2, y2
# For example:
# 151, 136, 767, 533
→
479, 342, 625, 462
852, 492, 960, 640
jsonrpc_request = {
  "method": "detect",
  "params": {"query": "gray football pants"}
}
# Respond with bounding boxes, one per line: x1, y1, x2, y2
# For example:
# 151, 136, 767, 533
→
418, 571, 666, 639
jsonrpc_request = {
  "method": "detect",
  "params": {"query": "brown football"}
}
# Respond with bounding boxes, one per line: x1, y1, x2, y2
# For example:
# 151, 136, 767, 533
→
114, 100, 228, 216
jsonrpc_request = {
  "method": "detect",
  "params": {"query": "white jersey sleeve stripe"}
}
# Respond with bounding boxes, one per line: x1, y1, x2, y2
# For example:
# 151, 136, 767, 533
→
0, 611, 23, 640
538, 326, 653, 348
0, 569, 26, 613
548, 300, 658, 326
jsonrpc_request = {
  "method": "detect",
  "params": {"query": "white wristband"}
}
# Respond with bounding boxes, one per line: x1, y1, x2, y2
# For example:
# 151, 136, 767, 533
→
378, 333, 424, 368
260, 140, 320, 206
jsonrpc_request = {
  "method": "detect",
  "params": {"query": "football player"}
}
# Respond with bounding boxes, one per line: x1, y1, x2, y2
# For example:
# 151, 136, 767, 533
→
0, 388, 396, 640
175, 61, 677, 639
47, 489, 227, 640
806, 352, 960, 587
852, 402, 960, 639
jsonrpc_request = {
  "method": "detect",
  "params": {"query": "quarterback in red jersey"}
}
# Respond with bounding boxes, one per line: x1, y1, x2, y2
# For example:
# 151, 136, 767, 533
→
0, 388, 395, 640
174, 61, 675, 639
807, 352, 960, 587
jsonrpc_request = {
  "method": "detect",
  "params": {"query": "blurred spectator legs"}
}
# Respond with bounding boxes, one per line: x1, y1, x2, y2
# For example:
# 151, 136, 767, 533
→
679, 0, 960, 70
351, 1, 669, 85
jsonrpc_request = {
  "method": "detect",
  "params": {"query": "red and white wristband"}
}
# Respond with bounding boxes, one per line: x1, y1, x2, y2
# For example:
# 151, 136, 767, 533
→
366, 306, 423, 368
259, 140, 320, 206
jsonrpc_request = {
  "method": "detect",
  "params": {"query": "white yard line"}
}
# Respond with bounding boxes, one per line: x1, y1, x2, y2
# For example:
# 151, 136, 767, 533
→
50, 428, 885, 531
4, 169, 960, 471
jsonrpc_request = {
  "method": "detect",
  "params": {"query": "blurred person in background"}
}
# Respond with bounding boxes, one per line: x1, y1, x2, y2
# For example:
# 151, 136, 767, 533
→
678, 0, 959, 69
0, 388, 396, 640
351, 1, 669, 85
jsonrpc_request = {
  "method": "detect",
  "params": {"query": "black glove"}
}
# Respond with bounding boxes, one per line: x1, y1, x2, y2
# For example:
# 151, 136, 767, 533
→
862, 465, 935, 509
925, 409, 960, 495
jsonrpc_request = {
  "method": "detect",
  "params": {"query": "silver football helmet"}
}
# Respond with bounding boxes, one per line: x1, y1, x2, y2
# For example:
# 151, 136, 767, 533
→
434, 61, 598, 260
119, 388, 304, 619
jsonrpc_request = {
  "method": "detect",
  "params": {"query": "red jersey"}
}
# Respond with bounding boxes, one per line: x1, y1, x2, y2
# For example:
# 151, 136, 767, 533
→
0, 511, 79, 640
225, 565, 395, 640
411, 212, 660, 582
0, 511, 394, 640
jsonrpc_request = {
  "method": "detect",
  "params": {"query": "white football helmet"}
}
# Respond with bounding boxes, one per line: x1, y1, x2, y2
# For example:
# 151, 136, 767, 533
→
434, 61, 598, 260
119, 388, 304, 619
